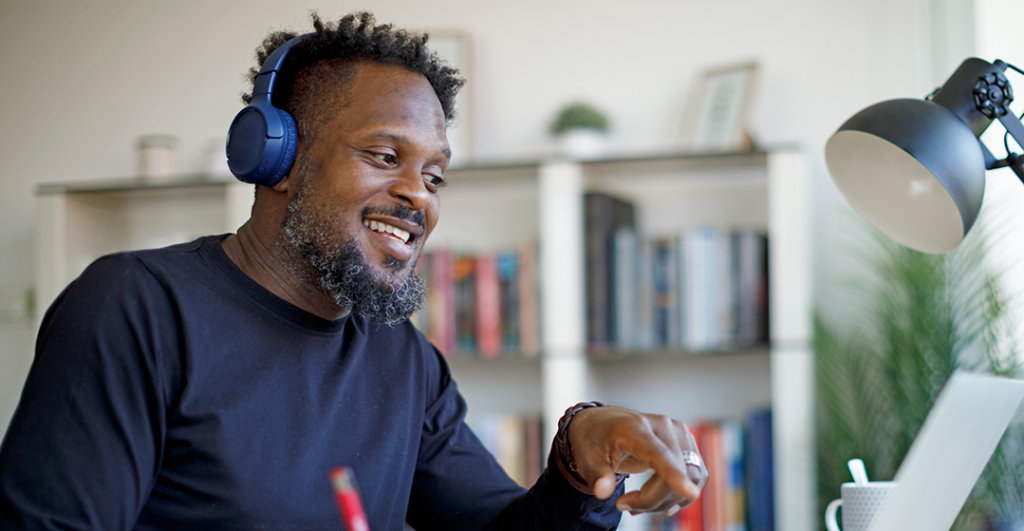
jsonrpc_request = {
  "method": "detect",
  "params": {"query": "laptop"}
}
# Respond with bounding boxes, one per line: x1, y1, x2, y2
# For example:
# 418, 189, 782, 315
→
868, 370, 1024, 531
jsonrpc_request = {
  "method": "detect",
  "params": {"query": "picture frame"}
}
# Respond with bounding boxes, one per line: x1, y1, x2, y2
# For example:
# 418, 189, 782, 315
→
426, 30, 474, 167
679, 61, 759, 153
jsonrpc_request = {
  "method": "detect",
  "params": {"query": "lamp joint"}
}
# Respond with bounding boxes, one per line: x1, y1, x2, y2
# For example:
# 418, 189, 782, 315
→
973, 71, 1014, 119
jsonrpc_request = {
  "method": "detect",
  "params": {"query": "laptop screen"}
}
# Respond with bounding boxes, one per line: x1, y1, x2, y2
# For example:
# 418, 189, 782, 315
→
868, 371, 1024, 531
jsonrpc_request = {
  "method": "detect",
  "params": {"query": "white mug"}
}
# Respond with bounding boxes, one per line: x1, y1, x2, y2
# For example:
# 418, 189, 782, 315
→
825, 481, 896, 531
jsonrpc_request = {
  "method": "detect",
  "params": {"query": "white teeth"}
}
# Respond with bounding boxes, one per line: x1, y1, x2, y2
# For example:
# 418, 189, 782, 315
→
363, 219, 411, 244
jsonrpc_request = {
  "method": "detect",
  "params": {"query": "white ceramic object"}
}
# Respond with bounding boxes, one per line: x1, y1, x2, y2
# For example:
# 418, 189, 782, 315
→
557, 128, 607, 160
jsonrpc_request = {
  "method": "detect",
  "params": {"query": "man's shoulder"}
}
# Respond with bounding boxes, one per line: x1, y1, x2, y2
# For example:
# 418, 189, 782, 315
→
58, 235, 224, 310
83, 235, 221, 282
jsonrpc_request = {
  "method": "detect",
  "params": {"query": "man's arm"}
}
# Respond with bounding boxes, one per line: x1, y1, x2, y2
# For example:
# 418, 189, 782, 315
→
0, 255, 171, 530
405, 347, 623, 530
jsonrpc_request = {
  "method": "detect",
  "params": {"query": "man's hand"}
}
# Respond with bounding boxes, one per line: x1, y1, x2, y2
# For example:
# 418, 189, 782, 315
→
559, 406, 708, 515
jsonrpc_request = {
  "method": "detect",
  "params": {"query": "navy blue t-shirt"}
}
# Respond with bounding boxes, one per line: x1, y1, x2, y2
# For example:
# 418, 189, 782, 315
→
0, 235, 621, 530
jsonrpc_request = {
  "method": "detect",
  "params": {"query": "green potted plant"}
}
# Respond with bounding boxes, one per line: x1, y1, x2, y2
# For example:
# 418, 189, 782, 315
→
815, 220, 1024, 531
549, 101, 610, 159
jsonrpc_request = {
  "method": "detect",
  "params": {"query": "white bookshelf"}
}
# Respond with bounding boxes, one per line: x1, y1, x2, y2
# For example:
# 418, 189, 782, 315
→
34, 149, 812, 531
34, 175, 253, 329
440, 148, 812, 531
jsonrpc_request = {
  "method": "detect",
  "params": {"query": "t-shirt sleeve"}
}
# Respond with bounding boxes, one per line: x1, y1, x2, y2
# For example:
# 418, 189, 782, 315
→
405, 344, 622, 531
0, 254, 175, 530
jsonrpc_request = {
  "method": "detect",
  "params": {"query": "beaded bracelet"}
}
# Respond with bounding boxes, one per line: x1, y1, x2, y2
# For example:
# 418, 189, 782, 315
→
555, 401, 628, 486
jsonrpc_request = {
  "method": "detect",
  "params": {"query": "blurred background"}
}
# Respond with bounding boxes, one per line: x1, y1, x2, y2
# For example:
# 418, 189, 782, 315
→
1, 0, 1023, 527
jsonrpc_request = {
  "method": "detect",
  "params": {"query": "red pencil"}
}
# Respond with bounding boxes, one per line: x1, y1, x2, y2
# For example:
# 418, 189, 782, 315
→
329, 467, 370, 531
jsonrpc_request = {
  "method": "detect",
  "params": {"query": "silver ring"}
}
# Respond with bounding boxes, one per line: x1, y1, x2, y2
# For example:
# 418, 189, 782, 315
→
681, 450, 704, 468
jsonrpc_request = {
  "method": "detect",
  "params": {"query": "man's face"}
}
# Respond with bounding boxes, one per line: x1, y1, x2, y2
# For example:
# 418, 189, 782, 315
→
281, 62, 449, 322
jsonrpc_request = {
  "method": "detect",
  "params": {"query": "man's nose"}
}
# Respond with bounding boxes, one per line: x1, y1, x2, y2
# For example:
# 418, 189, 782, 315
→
388, 167, 432, 212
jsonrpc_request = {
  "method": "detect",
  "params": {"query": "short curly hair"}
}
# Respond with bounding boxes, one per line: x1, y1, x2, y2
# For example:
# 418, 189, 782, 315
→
243, 11, 465, 145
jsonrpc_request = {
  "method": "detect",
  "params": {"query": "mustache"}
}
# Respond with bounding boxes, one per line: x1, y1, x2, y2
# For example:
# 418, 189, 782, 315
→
362, 204, 425, 230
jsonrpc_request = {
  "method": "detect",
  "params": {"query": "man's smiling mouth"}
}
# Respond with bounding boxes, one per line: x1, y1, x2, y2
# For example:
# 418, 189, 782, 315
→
363, 219, 411, 244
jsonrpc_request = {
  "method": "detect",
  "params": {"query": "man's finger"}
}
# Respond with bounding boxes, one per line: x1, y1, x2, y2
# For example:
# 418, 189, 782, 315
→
621, 428, 700, 500
615, 472, 689, 514
591, 472, 619, 500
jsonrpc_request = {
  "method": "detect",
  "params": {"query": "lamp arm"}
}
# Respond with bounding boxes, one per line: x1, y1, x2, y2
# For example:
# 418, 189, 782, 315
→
993, 114, 1024, 183
997, 112, 1024, 153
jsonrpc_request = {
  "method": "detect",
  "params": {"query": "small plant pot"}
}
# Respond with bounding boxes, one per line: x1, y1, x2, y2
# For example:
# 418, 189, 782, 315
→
557, 128, 608, 160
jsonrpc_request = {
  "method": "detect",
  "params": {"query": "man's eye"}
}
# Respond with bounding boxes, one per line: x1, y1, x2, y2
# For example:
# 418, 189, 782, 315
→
426, 174, 447, 188
375, 153, 398, 166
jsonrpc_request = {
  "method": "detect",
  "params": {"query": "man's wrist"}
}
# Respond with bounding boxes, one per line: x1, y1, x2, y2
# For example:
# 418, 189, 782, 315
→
554, 401, 628, 494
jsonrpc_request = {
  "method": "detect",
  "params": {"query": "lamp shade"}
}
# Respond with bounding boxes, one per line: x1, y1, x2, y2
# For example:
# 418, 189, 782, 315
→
825, 98, 986, 254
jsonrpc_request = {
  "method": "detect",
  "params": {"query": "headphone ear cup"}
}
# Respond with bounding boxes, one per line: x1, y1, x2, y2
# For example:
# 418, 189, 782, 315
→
226, 104, 299, 186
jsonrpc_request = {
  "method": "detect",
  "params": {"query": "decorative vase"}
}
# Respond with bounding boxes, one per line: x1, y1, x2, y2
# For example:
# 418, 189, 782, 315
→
557, 128, 608, 160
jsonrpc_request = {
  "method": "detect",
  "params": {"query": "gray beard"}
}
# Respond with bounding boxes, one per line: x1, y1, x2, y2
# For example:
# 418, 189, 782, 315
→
280, 161, 426, 326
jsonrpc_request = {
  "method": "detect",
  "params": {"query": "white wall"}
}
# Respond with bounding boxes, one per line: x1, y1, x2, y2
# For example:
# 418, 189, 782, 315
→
974, 0, 1024, 356
0, 0, 958, 435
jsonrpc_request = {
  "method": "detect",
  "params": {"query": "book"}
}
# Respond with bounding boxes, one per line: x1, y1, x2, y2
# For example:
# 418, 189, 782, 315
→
716, 232, 738, 348
635, 236, 656, 351
613, 227, 638, 351
497, 250, 520, 354
453, 254, 477, 354
427, 249, 456, 356
736, 232, 769, 347
682, 226, 720, 351
724, 232, 742, 346
700, 421, 726, 531
475, 252, 501, 358
721, 420, 746, 531
746, 408, 774, 531
652, 236, 680, 348
498, 415, 526, 485
584, 192, 636, 349
518, 241, 540, 357
523, 415, 543, 486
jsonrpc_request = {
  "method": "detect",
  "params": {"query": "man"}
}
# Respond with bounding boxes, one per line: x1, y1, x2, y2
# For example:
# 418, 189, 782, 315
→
0, 12, 706, 530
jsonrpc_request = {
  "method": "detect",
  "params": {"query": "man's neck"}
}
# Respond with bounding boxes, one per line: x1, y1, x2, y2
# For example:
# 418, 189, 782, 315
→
221, 224, 351, 321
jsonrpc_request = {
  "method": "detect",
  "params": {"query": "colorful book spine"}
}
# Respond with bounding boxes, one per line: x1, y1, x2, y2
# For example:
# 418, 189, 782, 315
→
584, 192, 636, 349
736, 231, 769, 347
427, 249, 456, 356
635, 237, 656, 351
497, 251, 520, 354
614, 227, 638, 351
453, 254, 477, 354
522, 415, 543, 486
746, 408, 774, 531
419, 244, 540, 358
475, 253, 501, 358
652, 236, 680, 348
721, 420, 747, 531
659, 415, 775, 531
700, 422, 726, 531
518, 241, 540, 357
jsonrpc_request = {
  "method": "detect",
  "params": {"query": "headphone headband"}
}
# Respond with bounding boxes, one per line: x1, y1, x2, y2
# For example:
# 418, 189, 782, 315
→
252, 33, 311, 99
226, 33, 312, 186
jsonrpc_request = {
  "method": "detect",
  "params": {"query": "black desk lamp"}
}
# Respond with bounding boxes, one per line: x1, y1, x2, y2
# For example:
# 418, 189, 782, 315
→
825, 58, 1024, 253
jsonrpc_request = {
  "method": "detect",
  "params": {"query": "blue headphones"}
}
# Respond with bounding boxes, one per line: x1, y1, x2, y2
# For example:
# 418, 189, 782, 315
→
226, 35, 309, 186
